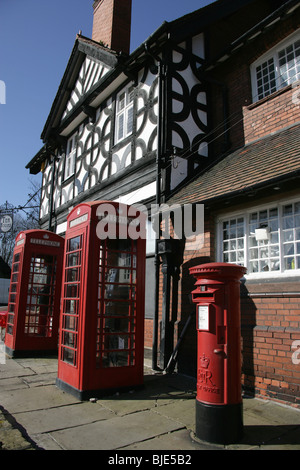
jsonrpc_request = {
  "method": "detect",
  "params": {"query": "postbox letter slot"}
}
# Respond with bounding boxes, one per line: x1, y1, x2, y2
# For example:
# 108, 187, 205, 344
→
195, 293, 214, 298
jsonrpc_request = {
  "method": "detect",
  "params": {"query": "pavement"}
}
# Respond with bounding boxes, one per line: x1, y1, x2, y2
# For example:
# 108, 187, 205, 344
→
0, 348, 300, 453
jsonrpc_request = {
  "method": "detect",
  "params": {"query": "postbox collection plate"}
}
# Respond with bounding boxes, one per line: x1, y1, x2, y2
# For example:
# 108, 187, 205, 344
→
197, 304, 210, 331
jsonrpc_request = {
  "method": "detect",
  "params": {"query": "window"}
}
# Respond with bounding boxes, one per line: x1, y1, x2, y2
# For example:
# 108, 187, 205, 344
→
64, 134, 77, 180
251, 31, 300, 102
248, 208, 280, 274
115, 84, 134, 143
222, 217, 245, 265
218, 199, 300, 277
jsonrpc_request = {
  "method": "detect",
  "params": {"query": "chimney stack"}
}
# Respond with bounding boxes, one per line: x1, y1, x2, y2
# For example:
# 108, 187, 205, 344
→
92, 0, 132, 54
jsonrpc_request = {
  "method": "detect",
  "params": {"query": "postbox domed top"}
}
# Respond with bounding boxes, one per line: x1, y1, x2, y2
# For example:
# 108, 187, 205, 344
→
189, 262, 247, 281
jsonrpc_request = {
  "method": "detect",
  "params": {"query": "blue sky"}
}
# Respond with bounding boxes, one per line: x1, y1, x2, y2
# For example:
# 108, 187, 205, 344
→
0, 0, 213, 209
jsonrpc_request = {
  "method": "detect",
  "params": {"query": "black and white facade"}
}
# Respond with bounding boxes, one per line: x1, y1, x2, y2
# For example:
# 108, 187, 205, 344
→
26, 0, 260, 323
31, 31, 209, 234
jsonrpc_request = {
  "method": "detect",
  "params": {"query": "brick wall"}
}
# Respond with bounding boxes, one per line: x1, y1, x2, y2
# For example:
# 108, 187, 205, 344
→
243, 85, 300, 145
209, 8, 300, 154
241, 294, 300, 407
144, 319, 153, 349
92, 0, 132, 53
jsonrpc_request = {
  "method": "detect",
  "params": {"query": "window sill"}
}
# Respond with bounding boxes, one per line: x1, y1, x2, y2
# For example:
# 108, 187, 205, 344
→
63, 174, 75, 184
113, 133, 133, 149
248, 82, 299, 110
245, 270, 300, 281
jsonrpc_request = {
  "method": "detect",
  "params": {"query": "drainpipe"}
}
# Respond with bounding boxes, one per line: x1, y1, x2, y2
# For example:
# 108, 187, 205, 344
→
48, 151, 56, 232
144, 44, 164, 370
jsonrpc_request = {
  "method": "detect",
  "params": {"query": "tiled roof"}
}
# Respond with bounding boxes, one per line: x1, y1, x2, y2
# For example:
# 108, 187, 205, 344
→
169, 123, 300, 205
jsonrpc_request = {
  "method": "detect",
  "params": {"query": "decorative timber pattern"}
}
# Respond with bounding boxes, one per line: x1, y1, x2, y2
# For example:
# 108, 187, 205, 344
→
62, 57, 111, 120
40, 35, 208, 223
168, 34, 208, 190
40, 64, 158, 219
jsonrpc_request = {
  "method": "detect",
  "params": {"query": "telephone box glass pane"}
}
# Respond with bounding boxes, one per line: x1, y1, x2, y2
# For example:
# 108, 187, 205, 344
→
61, 235, 83, 366
96, 239, 137, 368
24, 254, 57, 337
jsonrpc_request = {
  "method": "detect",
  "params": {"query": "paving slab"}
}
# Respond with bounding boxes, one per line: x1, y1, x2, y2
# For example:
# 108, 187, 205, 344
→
98, 376, 195, 416
31, 432, 64, 450
21, 372, 58, 387
0, 358, 36, 379
244, 398, 300, 426
122, 428, 221, 451
0, 384, 79, 414
14, 402, 115, 435
0, 376, 31, 392
15, 356, 58, 373
260, 426, 300, 450
44, 409, 184, 450
153, 399, 196, 431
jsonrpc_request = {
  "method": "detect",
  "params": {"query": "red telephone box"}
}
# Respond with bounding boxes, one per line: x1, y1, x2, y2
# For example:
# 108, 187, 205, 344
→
56, 201, 146, 400
5, 230, 64, 358
190, 262, 247, 445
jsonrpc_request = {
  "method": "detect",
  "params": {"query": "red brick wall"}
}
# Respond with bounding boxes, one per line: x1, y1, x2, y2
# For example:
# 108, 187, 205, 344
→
209, 8, 300, 154
243, 85, 300, 145
92, 0, 132, 53
241, 294, 300, 407
144, 319, 153, 349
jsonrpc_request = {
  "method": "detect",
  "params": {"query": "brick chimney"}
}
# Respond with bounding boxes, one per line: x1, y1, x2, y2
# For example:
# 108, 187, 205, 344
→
92, 0, 132, 54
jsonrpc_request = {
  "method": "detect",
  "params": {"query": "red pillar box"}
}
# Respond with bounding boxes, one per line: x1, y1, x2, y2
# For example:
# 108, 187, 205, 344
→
56, 201, 146, 400
5, 230, 64, 358
189, 262, 247, 445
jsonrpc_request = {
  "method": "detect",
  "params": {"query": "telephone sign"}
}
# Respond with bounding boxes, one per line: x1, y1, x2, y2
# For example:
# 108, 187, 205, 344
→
0, 215, 13, 233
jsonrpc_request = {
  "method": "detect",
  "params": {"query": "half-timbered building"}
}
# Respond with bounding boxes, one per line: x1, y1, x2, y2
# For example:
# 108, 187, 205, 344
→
26, 0, 300, 406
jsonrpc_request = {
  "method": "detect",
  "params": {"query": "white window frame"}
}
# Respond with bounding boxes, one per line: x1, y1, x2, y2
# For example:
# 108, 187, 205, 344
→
216, 197, 300, 280
64, 134, 77, 180
251, 29, 300, 102
115, 83, 134, 144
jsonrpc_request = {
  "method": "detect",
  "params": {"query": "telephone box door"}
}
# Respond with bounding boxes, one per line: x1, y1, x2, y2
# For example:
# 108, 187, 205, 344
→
95, 238, 142, 371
